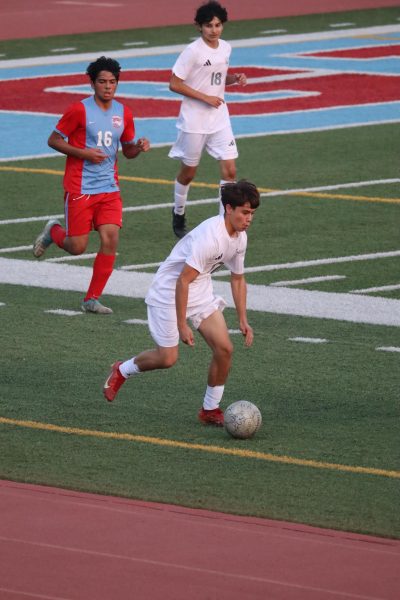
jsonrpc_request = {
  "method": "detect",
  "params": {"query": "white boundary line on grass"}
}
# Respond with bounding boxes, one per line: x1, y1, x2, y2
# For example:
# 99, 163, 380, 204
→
1, 257, 399, 327
213, 250, 400, 277
271, 275, 345, 287
350, 283, 400, 294
0, 177, 399, 228
1, 24, 399, 70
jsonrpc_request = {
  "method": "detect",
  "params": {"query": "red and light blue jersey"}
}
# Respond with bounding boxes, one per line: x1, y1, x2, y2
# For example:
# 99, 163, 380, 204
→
55, 96, 135, 193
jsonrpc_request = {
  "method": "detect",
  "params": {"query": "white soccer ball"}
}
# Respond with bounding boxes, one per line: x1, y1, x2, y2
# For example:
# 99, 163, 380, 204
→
224, 401, 262, 439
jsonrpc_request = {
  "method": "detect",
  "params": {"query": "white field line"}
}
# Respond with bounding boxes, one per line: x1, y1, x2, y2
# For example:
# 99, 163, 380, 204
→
123, 319, 148, 325
213, 250, 400, 277
271, 275, 345, 287
376, 346, 400, 353
46, 253, 99, 263
1, 258, 400, 327
1, 24, 400, 70
44, 309, 82, 316
261, 178, 400, 197
1, 178, 399, 228
289, 337, 329, 343
329, 23, 355, 28
0, 245, 32, 253
120, 261, 161, 271
349, 284, 400, 294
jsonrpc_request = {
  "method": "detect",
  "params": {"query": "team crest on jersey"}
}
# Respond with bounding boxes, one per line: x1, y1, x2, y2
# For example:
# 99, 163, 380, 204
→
112, 115, 122, 128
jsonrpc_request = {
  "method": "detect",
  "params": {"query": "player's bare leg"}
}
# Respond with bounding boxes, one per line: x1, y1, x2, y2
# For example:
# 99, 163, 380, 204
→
197, 310, 233, 426
82, 224, 119, 314
218, 159, 236, 215
103, 346, 178, 402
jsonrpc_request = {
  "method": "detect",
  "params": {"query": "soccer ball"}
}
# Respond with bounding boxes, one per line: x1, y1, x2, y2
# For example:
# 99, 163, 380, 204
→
224, 401, 262, 439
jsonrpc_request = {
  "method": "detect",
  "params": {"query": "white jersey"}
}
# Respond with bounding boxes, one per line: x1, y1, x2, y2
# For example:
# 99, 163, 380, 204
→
172, 37, 232, 134
145, 216, 247, 309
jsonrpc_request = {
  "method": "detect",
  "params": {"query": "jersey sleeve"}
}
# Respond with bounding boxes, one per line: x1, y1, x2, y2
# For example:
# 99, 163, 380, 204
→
186, 235, 218, 274
55, 102, 85, 138
172, 46, 196, 81
120, 105, 135, 144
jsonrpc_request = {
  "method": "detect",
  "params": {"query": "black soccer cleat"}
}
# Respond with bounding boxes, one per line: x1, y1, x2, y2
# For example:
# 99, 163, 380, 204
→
172, 209, 187, 239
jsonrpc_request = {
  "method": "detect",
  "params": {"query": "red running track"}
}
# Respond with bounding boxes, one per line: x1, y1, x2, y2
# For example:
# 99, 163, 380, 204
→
1, 0, 400, 40
0, 480, 399, 600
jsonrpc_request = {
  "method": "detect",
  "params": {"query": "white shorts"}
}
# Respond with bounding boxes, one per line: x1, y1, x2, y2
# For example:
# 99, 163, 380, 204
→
147, 296, 227, 348
168, 126, 238, 167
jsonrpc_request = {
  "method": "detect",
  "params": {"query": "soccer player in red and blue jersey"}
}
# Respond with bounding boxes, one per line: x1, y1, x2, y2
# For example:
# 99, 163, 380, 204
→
33, 56, 150, 314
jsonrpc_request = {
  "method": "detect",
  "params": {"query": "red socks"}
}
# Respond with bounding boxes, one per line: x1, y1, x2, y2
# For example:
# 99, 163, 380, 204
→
84, 253, 116, 301
50, 224, 115, 301
50, 224, 66, 249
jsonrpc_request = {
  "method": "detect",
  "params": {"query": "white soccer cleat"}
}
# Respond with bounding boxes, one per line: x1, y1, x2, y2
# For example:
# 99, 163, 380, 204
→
81, 299, 113, 314
32, 219, 61, 258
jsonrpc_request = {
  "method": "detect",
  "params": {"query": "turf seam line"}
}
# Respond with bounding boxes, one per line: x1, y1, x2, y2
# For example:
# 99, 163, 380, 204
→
0, 417, 398, 480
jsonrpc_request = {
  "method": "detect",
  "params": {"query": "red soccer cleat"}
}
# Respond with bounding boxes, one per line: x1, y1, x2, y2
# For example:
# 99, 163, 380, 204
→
198, 407, 224, 427
103, 361, 126, 402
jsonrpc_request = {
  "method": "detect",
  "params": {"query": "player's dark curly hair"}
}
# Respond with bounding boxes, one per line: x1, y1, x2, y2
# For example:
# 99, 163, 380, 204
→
86, 56, 121, 82
221, 180, 260, 210
195, 1, 228, 25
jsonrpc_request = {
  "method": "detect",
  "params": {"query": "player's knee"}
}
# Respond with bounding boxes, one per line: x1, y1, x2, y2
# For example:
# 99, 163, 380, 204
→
159, 351, 178, 369
223, 167, 236, 181
216, 341, 233, 361
68, 244, 85, 256
178, 165, 197, 185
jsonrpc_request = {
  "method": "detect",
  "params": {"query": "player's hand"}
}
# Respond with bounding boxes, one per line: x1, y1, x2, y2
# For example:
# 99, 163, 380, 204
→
235, 73, 247, 86
240, 322, 254, 347
179, 323, 195, 346
136, 138, 150, 152
205, 95, 225, 108
85, 148, 107, 163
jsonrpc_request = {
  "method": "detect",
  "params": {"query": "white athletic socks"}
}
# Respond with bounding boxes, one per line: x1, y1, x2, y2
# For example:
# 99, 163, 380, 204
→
174, 180, 190, 215
119, 357, 141, 379
203, 384, 225, 410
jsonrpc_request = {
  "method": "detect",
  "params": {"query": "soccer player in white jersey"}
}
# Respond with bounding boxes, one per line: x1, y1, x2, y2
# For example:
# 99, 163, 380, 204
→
103, 180, 259, 427
32, 56, 150, 314
168, 1, 247, 238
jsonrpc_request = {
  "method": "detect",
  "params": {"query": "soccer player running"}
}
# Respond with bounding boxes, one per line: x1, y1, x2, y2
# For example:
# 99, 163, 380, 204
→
33, 56, 150, 314
169, 1, 247, 238
103, 180, 259, 426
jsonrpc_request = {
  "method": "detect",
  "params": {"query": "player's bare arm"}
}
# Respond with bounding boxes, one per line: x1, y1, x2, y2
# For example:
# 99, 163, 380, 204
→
175, 264, 200, 346
122, 137, 150, 159
230, 272, 254, 347
169, 73, 224, 108
225, 73, 247, 86
48, 131, 106, 163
